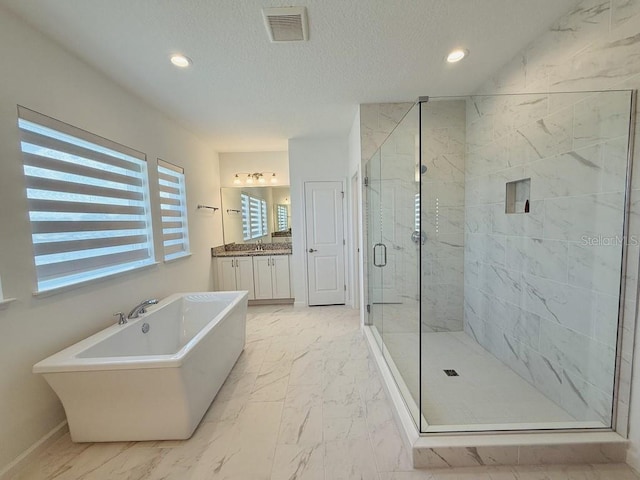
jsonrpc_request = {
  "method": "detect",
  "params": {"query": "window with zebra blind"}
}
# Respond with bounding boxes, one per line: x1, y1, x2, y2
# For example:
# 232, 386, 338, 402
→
18, 106, 155, 294
241, 193, 268, 240
157, 159, 190, 261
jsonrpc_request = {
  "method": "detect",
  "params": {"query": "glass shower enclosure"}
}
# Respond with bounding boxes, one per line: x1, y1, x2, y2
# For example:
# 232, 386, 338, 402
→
364, 90, 636, 433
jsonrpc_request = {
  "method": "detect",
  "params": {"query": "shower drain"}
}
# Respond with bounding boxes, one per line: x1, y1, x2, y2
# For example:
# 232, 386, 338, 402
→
443, 369, 459, 377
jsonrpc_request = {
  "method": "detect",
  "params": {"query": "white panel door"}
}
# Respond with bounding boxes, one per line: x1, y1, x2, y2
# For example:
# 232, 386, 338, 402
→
271, 255, 291, 299
235, 256, 256, 300
304, 181, 345, 306
253, 256, 273, 300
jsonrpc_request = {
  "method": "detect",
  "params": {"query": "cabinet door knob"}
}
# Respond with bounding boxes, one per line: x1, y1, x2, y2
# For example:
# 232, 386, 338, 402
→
308, 248, 317, 253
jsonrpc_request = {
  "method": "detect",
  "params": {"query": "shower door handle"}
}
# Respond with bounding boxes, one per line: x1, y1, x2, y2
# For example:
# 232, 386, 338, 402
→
373, 243, 387, 267
373, 243, 382, 267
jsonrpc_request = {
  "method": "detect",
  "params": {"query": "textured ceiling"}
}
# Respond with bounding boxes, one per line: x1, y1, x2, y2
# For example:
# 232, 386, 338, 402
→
1, 0, 578, 151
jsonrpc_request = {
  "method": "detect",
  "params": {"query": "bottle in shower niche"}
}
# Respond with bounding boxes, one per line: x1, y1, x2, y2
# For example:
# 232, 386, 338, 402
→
524, 200, 530, 213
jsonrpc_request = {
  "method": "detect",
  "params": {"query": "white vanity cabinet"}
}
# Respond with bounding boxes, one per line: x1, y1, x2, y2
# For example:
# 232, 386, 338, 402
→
253, 255, 291, 300
216, 256, 255, 300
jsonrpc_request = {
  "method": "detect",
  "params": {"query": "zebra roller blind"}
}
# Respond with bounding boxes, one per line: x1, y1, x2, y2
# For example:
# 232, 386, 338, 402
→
18, 106, 155, 293
241, 192, 267, 240
157, 159, 190, 261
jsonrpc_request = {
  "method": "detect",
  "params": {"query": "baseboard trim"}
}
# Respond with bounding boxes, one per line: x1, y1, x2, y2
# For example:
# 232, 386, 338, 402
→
0, 421, 68, 480
248, 298, 294, 306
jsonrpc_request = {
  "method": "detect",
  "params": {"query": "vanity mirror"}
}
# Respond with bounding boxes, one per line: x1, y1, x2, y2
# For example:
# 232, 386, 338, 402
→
220, 186, 291, 244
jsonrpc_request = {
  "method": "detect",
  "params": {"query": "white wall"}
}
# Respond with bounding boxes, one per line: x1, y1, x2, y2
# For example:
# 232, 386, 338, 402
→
0, 7, 222, 472
288, 136, 349, 306
218, 151, 289, 187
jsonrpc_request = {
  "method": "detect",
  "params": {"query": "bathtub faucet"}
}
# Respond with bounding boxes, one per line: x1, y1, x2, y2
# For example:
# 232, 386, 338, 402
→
127, 299, 159, 319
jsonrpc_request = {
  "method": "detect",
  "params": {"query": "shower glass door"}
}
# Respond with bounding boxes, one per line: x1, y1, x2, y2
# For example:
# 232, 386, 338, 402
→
367, 150, 384, 350
365, 104, 421, 427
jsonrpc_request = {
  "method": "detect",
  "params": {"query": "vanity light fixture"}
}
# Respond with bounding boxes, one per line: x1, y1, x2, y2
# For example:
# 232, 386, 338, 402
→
170, 54, 192, 68
232, 172, 278, 186
446, 49, 467, 63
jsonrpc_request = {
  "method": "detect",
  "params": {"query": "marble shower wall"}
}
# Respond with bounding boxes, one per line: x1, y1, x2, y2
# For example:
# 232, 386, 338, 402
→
421, 100, 467, 332
360, 103, 414, 164
468, 0, 640, 444
378, 107, 421, 316
463, 90, 632, 427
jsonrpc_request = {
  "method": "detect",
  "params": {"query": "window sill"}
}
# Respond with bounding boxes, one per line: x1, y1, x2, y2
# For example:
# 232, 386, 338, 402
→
164, 252, 192, 264
33, 262, 160, 298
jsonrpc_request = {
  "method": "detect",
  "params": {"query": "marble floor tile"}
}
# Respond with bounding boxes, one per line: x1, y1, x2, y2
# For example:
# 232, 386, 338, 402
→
271, 443, 325, 480
324, 433, 380, 480
250, 361, 292, 402
211, 401, 283, 480
278, 385, 323, 447
323, 415, 369, 441
369, 418, 414, 472
7, 305, 640, 480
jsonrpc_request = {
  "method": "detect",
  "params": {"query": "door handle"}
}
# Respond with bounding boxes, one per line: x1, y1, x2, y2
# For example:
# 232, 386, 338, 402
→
380, 243, 387, 267
308, 248, 317, 253
373, 243, 384, 267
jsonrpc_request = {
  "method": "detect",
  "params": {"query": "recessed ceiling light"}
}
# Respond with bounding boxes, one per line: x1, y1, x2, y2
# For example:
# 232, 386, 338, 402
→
170, 54, 192, 68
446, 49, 467, 63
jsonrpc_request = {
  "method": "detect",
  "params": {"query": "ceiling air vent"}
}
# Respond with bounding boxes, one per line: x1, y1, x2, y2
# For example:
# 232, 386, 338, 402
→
262, 7, 308, 42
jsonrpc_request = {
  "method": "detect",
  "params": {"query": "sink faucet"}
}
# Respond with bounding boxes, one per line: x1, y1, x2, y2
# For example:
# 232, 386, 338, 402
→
127, 299, 158, 319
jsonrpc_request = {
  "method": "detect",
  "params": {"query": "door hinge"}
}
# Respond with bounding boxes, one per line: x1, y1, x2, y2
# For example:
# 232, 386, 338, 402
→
366, 304, 371, 313
364, 177, 369, 187
341, 191, 345, 199
344, 284, 347, 291
343, 239, 346, 246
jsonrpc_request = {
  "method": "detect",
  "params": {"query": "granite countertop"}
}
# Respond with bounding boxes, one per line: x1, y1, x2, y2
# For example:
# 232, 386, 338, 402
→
212, 249, 291, 257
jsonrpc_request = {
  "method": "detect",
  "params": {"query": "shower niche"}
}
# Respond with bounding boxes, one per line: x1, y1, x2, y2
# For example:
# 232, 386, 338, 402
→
505, 178, 530, 214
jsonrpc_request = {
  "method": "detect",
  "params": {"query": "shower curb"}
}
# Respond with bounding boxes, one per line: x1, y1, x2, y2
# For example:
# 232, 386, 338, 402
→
363, 327, 628, 469
412, 431, 627, 468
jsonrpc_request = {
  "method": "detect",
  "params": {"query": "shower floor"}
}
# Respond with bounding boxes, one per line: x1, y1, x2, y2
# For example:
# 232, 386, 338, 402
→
381, 329, 606, 431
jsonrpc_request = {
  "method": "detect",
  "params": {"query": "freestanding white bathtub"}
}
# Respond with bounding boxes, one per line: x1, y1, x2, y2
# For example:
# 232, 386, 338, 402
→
33, 291, 248, 442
